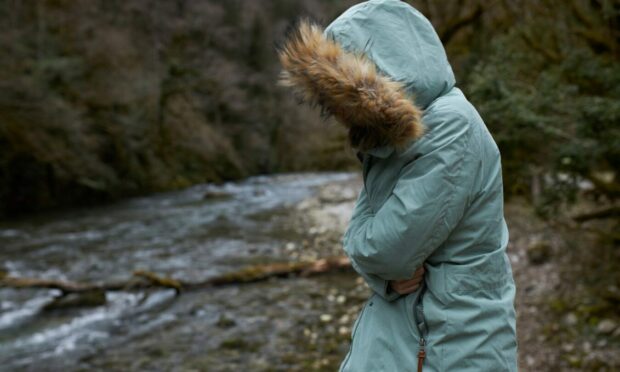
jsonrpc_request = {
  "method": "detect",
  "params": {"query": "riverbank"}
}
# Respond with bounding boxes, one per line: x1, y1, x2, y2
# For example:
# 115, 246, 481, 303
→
285, 175, 620, 370
1, 172, 617, 371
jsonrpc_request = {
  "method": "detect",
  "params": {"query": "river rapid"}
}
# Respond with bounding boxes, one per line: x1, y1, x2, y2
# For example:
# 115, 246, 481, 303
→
0, 172, 367, 371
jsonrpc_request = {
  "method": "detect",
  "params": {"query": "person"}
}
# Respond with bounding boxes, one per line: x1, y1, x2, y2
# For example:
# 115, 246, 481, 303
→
278, 0, 518, 370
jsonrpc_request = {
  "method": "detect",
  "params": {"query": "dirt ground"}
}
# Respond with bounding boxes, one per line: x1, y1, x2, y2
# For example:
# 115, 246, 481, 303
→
294, 175, 620, 371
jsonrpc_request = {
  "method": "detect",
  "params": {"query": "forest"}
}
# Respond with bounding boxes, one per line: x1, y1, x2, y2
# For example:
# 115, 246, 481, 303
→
0, 0, 618, 370
1, 0, 618, 217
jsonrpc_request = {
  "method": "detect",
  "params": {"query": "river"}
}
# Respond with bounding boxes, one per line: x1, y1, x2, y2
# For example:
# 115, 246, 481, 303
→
0, 172, 364, 371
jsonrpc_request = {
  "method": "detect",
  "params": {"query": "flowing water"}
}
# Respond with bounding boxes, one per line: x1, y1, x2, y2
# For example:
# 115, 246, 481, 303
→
0, 172, 359, 371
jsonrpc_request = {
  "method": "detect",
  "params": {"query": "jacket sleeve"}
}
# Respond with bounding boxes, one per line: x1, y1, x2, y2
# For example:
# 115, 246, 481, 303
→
343, 188, 401, 302
344, 120, 475, 281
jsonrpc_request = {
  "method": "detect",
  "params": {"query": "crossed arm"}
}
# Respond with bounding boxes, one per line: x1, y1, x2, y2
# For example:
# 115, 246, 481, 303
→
342, 122, 473, 301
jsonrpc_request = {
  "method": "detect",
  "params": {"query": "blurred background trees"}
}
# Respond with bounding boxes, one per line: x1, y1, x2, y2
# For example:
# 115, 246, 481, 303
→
463, 0, 619, 218
0, 0, 618, 217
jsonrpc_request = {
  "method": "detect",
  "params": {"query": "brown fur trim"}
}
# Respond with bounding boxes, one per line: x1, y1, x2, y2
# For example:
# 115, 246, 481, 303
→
278, 20, 424, 151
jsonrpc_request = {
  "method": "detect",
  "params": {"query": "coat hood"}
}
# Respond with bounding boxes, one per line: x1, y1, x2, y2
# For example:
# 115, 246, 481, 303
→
278, 0, 455, 152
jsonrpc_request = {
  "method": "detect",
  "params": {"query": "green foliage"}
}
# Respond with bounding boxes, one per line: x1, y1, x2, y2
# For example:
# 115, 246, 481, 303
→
465, 1, 620, 212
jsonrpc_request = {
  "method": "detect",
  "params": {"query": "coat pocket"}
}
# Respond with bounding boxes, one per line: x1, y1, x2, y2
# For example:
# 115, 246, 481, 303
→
446, 251, 513, 296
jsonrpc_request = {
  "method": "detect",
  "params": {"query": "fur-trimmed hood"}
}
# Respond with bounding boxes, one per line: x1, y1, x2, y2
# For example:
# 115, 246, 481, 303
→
277, 0, 455, 152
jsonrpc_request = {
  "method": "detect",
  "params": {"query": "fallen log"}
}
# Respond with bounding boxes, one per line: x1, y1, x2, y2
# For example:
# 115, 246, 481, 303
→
0, 256, 353, 298
572, 205, 620, 222
199, 256, 351, 288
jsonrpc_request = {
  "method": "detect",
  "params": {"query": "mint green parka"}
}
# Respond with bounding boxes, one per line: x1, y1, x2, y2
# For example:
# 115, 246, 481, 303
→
323, 1, 518, 371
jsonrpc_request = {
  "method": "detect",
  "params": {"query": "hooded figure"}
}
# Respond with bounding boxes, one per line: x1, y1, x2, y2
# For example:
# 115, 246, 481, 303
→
278, 1, 518, 371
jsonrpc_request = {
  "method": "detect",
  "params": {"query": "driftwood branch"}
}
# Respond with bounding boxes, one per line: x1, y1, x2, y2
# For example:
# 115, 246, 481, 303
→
572, 205, 620, 222
0, 256, 353, 298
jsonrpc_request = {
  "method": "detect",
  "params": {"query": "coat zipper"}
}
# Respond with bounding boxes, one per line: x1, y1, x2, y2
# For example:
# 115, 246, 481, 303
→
417, 337, 426, 372
415, 284, 429, 372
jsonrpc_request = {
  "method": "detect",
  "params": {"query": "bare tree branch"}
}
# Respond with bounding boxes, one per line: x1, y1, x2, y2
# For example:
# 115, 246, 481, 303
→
440, 4, 484, 44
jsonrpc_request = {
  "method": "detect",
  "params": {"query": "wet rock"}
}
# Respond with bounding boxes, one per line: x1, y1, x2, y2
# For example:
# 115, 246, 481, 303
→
318, 184, 357, 204
561, 343, 575, 352
596, 339, 607, 347
203, 190, 232, 200
596, 319, 617, 334
216, 315, 237, 328
564, 312, 578, 326
525, 355, 535, 367
526, 241, 552, 265
252, 189, 266, 197
219, 338, 259, 352
43, 290, 106, 311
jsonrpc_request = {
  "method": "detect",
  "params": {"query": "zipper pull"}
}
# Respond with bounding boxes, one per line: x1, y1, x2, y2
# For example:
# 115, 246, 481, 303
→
417, 337, 426, 372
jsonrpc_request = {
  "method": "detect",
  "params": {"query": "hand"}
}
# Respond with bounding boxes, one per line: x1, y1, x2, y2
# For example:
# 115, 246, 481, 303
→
389, 266, 425, 295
